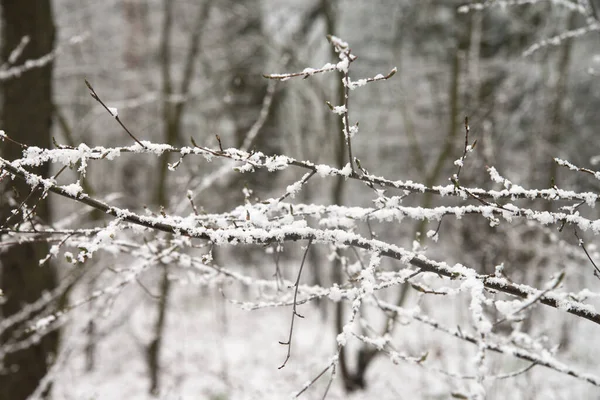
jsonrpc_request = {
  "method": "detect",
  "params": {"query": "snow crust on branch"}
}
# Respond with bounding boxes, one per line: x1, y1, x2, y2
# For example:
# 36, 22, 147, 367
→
2, 33, 600, 397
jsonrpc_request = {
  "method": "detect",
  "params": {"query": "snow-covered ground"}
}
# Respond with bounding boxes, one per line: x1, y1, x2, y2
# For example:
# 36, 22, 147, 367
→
49, 265, 600, 400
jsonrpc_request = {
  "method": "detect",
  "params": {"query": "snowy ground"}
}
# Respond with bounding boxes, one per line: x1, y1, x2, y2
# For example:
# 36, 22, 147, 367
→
48, 262, 600, 400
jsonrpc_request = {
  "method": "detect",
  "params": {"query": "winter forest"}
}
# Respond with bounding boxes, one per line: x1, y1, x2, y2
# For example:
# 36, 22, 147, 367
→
2, 0, 600, 399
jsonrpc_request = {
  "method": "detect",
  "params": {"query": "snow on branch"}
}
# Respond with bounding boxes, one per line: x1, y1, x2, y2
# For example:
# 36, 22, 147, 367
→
2, 157, 600, 326
2, 33, 600, 397
0, 33, 88, 81
9, 136, 600, 205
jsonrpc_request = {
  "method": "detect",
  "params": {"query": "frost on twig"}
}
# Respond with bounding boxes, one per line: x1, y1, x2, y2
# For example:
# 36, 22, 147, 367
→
265, 36, 395, 173
2, 32, 600, 398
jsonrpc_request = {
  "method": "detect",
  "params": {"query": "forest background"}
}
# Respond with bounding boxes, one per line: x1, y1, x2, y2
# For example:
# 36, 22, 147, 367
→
2, 0, 600, 399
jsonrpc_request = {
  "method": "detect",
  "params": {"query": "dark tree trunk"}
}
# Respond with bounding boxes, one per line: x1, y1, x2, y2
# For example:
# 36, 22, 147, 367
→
0, 1, 59, 399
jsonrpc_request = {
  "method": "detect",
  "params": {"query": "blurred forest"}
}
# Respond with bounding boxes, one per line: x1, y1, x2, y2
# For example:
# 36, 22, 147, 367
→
2, 0, 600, 399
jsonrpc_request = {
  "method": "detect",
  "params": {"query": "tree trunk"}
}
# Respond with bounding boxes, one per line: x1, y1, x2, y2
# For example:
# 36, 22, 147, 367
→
0, 1, 59, 399
218, 0, 281, 206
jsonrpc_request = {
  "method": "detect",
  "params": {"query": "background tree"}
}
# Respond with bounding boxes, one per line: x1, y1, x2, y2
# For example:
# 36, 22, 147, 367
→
0, 1, 59, 399
2, 1, 600, 398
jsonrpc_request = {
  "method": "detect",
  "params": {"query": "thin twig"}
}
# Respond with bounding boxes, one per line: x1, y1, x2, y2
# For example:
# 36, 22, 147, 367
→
293, 363, 333, 398
454, 116, 476, 182
494, 270, 565, 326
275, 171, 316, 203
574, 228, 600, 278
279, 239, 313, 369
3, 159, 600, 325
11, 137, 600, 204
341, 51, 354, 172
84, 80, 146, 148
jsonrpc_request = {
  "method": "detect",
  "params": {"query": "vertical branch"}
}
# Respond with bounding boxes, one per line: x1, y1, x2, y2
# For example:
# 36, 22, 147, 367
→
147, 264, 170, 396
545, 11, 577, 193
415, 49, 461, 239
156, 0, 211, 207
148, 2, 210, 394
341, 62, 354, 172
322, 1, 347, 191
530, 9, 578, 338
321, 0, 355, 391
160, 0, 173, 120
391, 9, 426, 179
121, 0, 150, 209
278, 239, 312, 369
466, 11, 482, 113
173, 0, 212, 126
147, 0, 174, 395
154, 0, 175, 208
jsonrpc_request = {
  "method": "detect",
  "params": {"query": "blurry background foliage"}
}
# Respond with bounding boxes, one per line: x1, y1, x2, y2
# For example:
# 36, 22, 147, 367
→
1, 0, 600, 399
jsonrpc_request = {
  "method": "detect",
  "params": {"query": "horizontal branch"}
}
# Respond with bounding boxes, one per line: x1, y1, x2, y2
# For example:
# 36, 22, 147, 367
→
15, 142, 600, 205
375, 300, 600, 387
2, 158, 599, 326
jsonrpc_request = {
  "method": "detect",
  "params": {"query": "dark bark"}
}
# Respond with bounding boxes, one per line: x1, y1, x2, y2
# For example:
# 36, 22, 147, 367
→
0, 1, 59, 399
147, 265, 170, 396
